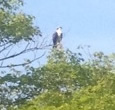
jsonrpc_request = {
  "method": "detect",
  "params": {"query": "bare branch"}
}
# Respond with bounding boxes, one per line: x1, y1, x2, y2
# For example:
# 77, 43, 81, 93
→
0, 44, 13, 53
0, 44, 14, 66
0, 35, 52, 69
0, 52, 46, 68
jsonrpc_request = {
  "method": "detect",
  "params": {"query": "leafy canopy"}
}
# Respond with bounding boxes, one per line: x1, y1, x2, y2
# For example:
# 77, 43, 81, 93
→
16, 50, 115, 110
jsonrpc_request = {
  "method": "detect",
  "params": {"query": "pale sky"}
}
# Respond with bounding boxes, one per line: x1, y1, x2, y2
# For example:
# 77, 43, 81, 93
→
23, 0, 115, 54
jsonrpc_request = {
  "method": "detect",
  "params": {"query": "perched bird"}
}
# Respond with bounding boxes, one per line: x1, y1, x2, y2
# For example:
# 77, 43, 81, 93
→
52, 27, 63, 49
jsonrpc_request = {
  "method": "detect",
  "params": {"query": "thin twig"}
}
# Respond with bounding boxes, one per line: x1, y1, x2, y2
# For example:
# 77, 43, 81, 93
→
0, 52, 46, 68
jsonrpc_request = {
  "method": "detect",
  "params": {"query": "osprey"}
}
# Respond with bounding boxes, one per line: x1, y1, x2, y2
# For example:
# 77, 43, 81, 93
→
52, 27, 63, 49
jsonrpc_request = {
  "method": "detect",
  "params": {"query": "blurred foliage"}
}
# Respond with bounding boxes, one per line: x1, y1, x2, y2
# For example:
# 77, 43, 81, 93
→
0, 0, 41, 109
0, 0, 40, 44
4, 49, 114, 110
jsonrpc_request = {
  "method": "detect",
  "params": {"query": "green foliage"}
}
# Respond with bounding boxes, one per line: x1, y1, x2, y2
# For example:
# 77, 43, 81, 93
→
15, 50, 115, 110
0, 0, 23, 10
0, 0, 42, 109
17, 74, 115, 110
68, 74, 115, 110
38, 50, 92, 92
0, 0, 40, 44
1, 49, 115, 110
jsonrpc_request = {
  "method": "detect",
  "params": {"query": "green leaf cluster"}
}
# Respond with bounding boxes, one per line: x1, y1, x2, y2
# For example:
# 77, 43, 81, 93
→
14, 50, 115, 110
0, 0, 40, 44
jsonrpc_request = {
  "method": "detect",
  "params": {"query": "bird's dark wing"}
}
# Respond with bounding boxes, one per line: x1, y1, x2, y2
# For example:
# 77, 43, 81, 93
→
60, 33, 63, 40
52, 32, 58, 43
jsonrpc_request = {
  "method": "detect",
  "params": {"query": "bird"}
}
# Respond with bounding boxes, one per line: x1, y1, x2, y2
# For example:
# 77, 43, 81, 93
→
52, 27, 63, 49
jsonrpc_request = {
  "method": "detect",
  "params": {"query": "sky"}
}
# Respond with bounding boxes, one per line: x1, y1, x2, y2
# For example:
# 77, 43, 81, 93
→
23, 0, 115, 54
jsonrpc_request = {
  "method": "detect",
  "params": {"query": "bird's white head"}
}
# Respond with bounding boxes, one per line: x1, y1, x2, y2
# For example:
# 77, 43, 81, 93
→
56, 27, 62, 36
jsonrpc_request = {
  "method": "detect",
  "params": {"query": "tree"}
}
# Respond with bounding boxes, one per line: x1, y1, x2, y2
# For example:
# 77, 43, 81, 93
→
0, 0, 46, 69
65, 73, 115, 110
0, 0, 47, 109
0, 65, 44, 109
13, 49, 91, 109
17, 74, 115, 110
1, 47, 115, 110
0, 49, 88, 109
15, 50, 115, 110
